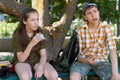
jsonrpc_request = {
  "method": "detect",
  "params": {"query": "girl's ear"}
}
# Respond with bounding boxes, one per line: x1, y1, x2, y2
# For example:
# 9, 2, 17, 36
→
23, 19, 26, 25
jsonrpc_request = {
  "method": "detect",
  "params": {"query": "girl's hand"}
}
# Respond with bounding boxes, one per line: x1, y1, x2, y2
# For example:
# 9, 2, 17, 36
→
30, 34, 42, 47
34, 65, 43, 79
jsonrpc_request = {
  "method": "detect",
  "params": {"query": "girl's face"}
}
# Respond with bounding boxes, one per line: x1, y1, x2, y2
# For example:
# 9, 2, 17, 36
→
23, 12, 39, 33
84, 7, 100, 24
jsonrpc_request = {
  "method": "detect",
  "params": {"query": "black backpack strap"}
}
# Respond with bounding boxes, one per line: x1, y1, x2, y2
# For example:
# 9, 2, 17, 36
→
69, 29, 79, 65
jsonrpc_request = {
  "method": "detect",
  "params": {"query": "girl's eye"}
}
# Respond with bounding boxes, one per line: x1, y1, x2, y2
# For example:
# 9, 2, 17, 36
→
37, 18, 39, 21
30, 19, 35, 21
94, 10, 97, 13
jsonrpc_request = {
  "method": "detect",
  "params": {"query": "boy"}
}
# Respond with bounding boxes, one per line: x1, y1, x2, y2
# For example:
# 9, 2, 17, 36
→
70, 1, 120, 80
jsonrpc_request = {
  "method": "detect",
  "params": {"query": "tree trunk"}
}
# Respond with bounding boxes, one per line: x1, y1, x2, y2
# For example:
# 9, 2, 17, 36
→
0, 0, 78, 60
32, 0, 78, 60
32, 0, 50, 26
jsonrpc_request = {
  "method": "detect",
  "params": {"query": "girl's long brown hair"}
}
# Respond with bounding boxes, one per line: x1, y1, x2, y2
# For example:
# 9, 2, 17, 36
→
15, 8, 40, 48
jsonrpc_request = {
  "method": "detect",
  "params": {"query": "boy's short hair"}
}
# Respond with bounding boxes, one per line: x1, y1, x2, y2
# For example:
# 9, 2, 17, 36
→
82, 2, 97, 15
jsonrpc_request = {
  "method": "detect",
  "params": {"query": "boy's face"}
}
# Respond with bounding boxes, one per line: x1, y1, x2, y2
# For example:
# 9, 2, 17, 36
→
84, 6, 100, 23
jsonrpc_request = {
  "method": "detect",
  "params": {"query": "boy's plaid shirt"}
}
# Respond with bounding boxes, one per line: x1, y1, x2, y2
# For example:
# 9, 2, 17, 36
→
77, 22, 116, 62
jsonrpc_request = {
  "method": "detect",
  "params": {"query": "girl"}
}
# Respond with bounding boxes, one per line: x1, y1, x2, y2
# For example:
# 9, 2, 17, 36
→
12, 8, 58, 80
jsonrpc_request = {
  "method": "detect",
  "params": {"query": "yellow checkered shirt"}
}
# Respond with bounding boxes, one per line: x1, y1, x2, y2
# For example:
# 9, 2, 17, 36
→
77, 22, 116, 62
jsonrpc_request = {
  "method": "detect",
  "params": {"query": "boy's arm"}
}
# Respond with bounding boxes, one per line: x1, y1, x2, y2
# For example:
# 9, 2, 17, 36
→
105, 25, 120, 79
109, 49, 118, 74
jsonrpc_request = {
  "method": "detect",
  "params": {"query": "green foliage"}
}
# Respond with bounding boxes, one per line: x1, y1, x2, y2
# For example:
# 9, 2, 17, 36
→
0, 55, 13, 61
76, 0, 120, 23
69, 19, 85, 35
1, 0, 120, 37
48, 0, 120, 24
117, 39, 120, 66
0, 21, 18, 37
49, 0, 65, 22
0, 52, 14, 61
25, 0, 32, 7
8, 16, 19, 22
115, 39, 120, 51
96, 0, 120, 23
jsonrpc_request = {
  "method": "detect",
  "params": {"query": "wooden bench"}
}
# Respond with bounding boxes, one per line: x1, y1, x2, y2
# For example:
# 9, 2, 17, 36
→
1, 72, 69, 80
0, 37, 120, 80
0, 38, 69, 80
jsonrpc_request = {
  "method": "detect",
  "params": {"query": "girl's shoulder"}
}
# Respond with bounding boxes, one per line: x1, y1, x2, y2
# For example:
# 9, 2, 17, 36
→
13, 29, 20, 38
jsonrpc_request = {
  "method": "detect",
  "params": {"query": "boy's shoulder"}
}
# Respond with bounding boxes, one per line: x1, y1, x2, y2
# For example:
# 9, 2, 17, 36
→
100, 21, 112, 31
101, 21, 109, 27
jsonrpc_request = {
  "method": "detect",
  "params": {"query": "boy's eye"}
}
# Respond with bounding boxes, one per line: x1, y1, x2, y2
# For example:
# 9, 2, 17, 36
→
94, 10, 97, 13
87, 12, 92, 15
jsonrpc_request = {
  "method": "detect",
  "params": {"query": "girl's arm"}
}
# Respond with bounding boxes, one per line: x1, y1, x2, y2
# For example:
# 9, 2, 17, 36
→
17, 34, 41, 62
39, 49, 47, 67
34, 48, 47, 79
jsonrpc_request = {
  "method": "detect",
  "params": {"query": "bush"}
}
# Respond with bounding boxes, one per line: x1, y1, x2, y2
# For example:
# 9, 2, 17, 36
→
0, 21, 18, 38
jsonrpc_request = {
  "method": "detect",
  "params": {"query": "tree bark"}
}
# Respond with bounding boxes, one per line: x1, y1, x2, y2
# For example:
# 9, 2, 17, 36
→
50, 0, 78, 60
32, 0, 50, 27
0, 0, 28, 18
0, 0, 78, 60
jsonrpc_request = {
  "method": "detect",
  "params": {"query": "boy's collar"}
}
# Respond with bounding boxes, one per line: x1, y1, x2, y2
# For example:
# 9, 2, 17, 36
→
83, 21, 106, 28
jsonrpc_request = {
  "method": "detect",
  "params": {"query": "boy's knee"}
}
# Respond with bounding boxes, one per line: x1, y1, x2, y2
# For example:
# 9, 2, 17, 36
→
70, 73, 81, 80
51, 72, 58, 79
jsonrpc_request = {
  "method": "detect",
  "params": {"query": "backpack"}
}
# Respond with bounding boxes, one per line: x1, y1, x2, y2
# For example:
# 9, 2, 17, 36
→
51, 30, 79, 73
0, 61, 14, 78
0, 66, 9, 77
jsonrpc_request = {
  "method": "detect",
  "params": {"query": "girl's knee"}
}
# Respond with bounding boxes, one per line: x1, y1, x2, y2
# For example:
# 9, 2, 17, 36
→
46, 71, 58, 80
19, 72, 32, 80
44, 63, 58, 79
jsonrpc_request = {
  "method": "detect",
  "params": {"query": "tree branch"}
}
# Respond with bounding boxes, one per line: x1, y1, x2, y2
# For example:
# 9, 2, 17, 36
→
0, 0, 28, 18
48, 0, 78, 59
52, 0, 78, 31
60, 0, 78, 29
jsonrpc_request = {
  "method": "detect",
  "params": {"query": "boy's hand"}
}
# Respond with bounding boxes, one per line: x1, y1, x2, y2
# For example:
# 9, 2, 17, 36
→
87, 56, 96, 65
110, 73, 120, 80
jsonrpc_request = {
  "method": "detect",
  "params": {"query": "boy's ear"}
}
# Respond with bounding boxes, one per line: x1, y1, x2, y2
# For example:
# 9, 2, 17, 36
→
83, 15, 88, 22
